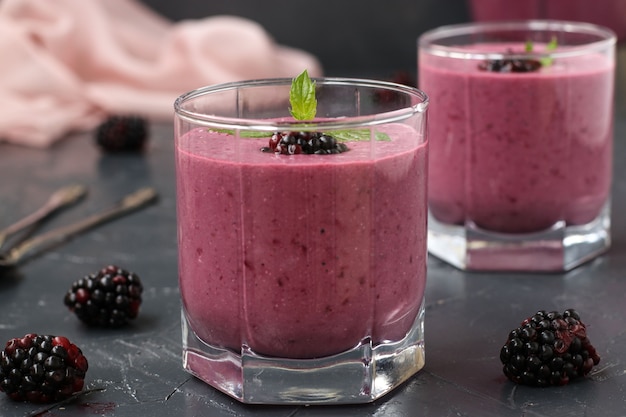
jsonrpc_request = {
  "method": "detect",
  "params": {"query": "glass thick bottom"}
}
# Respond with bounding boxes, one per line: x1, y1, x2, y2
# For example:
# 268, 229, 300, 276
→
428, 201, 611, 272
181, 302, 425, 404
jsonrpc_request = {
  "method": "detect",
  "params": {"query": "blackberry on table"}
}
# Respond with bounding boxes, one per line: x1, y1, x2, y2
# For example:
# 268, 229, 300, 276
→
262, 131, 348, 155
64, 265, 143, 327
500, 309, 600, 387
95, 115, 148, 152
0, 333, 88, 403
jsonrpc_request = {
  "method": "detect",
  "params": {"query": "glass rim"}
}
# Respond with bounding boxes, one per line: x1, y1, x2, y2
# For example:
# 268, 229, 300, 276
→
418, 19, 617, 60
174, 77, 429, 131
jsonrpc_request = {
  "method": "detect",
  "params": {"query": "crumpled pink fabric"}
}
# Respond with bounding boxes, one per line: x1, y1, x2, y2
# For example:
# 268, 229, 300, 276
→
0, 0, 323, 147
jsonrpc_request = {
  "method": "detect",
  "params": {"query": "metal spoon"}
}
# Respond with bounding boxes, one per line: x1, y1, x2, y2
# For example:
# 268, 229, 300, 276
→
0, 184, 87, 251
0, 187, 158, 268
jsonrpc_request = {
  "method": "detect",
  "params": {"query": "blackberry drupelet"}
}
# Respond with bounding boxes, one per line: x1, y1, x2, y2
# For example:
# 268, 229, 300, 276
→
95, 115, 148, 152
262, 131, 349, 155
64, 265, 143, 327
479, 58, 542, 73
0, 333, 88, 403
500, 309, 600, 387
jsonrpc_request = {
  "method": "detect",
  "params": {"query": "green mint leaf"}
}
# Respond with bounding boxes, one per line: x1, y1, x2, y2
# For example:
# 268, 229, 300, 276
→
209, 127, 390, 142
209, 73, 393, 147
375, 132, 391, 141
540, 36, 558, 66
289, 70, 317, 120
332, 129, 390, 142
546, 36, 558, 51
525, 40, 534, 53
208, 128, 270, 138
526, 37, 557, 67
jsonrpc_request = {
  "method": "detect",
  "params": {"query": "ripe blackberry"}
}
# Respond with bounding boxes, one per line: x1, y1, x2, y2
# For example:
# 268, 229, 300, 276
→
500, 309, 600, 387
261, 131, 348, 155
0, 333, 88, 403
479, 58, 542, 73
64, 265, 143, 327
95, 115, 148, 152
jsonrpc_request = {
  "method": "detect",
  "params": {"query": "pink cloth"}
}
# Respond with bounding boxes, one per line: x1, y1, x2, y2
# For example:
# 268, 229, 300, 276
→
0, 0, 323, 147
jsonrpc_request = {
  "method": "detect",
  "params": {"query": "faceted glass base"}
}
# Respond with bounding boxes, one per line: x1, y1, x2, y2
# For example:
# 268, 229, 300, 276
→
181, 303, 425, 404
428, 202, 611, 272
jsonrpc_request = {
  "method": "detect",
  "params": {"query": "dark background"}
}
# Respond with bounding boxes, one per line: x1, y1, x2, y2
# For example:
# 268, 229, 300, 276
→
138, 0, 471, 78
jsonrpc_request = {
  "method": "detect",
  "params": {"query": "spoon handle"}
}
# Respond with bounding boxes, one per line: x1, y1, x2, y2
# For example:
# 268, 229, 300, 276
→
0, 187, 158, 267
0, 184, 87, 248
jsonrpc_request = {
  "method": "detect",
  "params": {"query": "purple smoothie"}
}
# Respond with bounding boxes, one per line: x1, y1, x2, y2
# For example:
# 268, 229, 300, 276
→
176, 125, 427, 359
419, 43, 614, 233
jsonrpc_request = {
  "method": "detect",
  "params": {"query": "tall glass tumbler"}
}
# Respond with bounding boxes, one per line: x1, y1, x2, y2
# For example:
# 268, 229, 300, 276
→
419, 20, 616, 272
174, 77, 429, 404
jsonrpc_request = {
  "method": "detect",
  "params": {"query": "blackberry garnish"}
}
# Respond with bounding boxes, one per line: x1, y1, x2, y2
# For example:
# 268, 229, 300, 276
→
480, 39, 557, 73
479, 58, 542, 73
95, 115, 148, 152
64, 265, 143, 327
262, 131, 349, 155
500, 309, 600, 387
0, 333, 88, 403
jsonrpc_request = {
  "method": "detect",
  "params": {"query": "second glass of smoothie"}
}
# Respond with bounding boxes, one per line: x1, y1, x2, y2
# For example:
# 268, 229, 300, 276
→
174, 76, 429, 403
418, 20, 616, 271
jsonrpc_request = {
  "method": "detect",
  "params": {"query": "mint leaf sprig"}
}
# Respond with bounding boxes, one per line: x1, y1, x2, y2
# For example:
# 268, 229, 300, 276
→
289, 70, 317, 120
208, 127, 389, 143
332, 129, 391, 142
208, 70, 391, 144
525, 36, 558, 67
287, 70, 390, 141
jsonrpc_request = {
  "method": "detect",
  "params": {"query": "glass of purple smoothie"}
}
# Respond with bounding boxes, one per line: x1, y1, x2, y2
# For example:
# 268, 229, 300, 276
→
174, 75, 429, 404
419, 20, 616, 272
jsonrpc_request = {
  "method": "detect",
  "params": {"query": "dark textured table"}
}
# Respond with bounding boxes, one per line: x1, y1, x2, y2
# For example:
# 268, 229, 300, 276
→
1, 49, 625, 417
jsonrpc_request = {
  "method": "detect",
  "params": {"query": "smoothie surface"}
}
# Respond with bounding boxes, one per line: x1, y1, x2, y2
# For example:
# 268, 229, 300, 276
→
422, 42, 614, 75
180, 123, 422, 163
